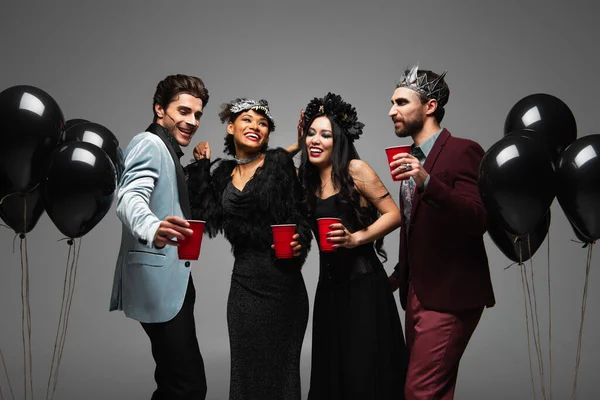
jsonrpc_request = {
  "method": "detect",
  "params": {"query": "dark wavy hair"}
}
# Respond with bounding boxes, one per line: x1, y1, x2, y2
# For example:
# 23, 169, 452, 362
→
152, 74, 209, 122
218, 99, 276, 156
298, 114, 387, 261
409, 69, 450, 123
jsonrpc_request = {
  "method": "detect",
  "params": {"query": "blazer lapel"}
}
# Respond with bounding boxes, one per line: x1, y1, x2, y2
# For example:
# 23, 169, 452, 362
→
146, 123, 192, 219
410, 128, 451, 217
423, 128, 450, 172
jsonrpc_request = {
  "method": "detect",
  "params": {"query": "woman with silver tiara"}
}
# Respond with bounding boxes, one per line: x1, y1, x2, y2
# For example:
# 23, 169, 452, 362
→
298, 93, 408, 399
186, 98, 311, 399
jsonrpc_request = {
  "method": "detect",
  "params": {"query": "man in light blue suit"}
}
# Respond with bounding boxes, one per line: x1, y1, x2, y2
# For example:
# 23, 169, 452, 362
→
110, 74, 211, 400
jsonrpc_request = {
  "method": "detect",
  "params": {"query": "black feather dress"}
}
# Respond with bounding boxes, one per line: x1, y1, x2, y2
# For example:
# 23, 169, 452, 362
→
186, 148, 312, 400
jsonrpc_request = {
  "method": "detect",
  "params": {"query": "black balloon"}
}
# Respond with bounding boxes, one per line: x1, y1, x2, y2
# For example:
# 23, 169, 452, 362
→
488, 210, 551, 263
63, 121, 124, 179
504, 93, 577, 163
0, 188, 45, 234
0, 85, 64, 195
479, 133, 555, 236
42, 141, 117, 238
556, 134, 600, 242
65, 118, 89, 132
568, 216, 594, 245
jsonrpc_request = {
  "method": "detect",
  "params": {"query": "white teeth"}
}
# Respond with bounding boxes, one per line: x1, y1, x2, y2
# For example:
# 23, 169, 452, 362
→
245, 133, 259, 140
310, 148, 323, 155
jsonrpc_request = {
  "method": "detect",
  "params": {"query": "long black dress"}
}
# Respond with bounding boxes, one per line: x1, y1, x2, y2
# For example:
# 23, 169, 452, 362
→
308, 193, 408, 400
186, 148, 311, 400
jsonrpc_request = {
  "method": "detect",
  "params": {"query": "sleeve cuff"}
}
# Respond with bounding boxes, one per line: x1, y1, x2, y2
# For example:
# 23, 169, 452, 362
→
140, 219, 161, 249
420, 174, 431, 192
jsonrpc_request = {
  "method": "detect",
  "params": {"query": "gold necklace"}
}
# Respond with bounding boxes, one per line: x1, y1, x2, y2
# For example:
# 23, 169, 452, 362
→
320, 175, 332, 190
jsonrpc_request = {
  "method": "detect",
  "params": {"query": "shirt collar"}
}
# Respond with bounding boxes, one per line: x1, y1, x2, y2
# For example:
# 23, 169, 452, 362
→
151, 122, 184, 159
413, 128, 443, 158
167, 133, 184, 159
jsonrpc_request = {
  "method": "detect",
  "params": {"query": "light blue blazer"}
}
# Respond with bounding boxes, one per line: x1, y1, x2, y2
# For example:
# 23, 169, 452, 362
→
110, 124, 193, 323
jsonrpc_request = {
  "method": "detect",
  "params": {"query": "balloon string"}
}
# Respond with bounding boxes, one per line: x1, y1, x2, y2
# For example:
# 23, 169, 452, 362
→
528, 236, 548, 400
547, 227, 553, 400
570, 239, 589, 249
571, 243, 594, 400
504, 236, 522, 270
570, 238, 596, 249
50, 238, 81, 400
503, 236, 525, 270
0, 183, 40, 206
0, 193, 17, 206
53, 238, 78, 398
24, 201, 34, 400
503, 261, 519, 270
0, 345, 15, 400
19, 223, 25, 400
20, 233, 34, 399
522, 244, 546, 400
520, 248, 538, 400
45, 241, 74, 400
53, 238, 82, 399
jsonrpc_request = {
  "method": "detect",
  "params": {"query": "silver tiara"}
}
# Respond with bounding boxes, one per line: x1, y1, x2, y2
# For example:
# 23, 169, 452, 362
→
396, 64, 449, 106
230, 98, 275, 124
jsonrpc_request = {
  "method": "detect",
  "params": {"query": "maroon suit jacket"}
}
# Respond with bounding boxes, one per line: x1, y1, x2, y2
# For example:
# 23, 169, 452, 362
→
395, 128, 495, 312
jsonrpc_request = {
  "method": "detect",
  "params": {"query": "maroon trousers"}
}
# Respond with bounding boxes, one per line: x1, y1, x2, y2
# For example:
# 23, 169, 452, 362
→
404, 283, 482, 400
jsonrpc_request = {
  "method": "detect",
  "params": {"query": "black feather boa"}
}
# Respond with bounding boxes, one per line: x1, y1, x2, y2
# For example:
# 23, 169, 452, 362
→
185, 148, 312, 268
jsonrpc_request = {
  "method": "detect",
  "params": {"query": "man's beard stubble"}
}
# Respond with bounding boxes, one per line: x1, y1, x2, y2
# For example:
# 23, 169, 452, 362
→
394, 115, 424, 138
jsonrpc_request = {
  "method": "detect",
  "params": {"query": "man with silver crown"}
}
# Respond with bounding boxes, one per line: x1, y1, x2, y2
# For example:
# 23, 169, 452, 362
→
387, 64, 495, 399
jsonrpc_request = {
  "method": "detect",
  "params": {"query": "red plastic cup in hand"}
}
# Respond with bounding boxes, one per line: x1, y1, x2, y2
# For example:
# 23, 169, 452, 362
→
317, 217, 341, 252
385, 145, 412, 181
271, 224, 297, 259
177, 220, 206, 260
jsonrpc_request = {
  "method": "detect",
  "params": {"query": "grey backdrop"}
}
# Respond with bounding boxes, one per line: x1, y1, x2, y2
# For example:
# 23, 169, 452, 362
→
1, 0, 599, 399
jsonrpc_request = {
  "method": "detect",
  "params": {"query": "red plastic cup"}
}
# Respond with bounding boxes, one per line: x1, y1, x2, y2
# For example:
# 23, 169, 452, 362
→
385, 145, 412, 181
271, 224, 297, 259
317, 217, 341, 252
177, 220, 206, 260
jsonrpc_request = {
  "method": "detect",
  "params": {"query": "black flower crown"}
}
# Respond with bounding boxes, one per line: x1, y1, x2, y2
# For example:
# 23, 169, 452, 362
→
303, 92, 364, 142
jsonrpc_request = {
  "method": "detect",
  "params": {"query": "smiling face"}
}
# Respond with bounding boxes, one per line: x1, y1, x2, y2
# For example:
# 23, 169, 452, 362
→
305, 116, 334, 168
227, 109, 270, 155
154, 93, 204, 146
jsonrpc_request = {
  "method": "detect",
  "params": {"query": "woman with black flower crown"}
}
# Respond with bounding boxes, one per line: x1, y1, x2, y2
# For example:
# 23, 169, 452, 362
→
298, 93, 408, 399
186, 98, 311, 400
